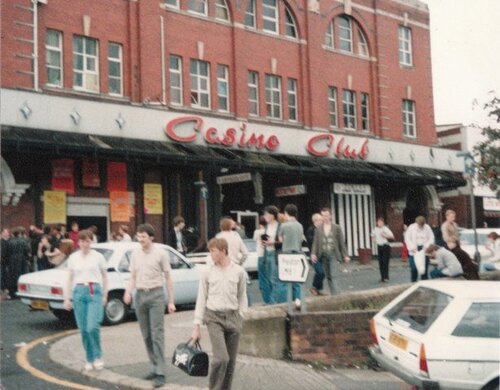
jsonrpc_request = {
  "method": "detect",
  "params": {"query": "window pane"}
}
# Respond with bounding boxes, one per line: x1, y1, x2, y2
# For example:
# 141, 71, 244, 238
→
74, 72, 83, 87
47, 51, 60, 66
85, 39, 97, 55
215, 0, 229, 21
108, 43, 120, 59
170, 56, 180, 69
245, 0, 255, 27
188, 0, 206, 14
87, 57, 96, 71
109, 78, 120, 94
47, 68, 61, 85
73, 36, 83, 53
74, 54, 84, 70
46, 30, 60, 47
165, 0, 178, 7
109, 62, 121, 77
453, 303, 500, 338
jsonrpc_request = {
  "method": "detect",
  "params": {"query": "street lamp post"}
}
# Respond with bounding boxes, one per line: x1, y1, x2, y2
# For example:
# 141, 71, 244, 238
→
457, 152, 481, 265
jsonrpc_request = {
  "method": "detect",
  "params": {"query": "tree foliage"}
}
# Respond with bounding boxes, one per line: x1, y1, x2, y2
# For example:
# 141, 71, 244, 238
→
473, 97, 500, 199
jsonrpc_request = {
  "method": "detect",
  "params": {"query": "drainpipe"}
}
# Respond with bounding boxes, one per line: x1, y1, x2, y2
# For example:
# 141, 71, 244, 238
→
160, 16, 166, 105
32, 0, 39, 90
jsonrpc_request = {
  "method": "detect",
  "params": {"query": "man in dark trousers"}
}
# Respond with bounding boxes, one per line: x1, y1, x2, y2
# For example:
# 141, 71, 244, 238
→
168, 216, 187, 255
1, 228, 11, 298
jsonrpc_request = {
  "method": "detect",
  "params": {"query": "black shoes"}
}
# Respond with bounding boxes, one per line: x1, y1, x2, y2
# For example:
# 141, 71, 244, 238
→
143, 372, 156, 380
153, 375, 166, 388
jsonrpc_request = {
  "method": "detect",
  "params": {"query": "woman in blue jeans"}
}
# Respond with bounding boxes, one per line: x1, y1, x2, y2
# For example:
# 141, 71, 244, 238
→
64, 230, 108, 371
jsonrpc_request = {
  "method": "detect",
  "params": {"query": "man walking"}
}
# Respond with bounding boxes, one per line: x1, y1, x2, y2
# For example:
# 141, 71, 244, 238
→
123, 224, 176, 388
311, 208, 350, 295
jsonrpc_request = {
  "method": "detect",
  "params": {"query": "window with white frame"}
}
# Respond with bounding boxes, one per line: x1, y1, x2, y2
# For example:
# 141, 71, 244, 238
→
169, 55, 183, 105
248, 71, 259, 116
73, 35, 99, 92
262, 0, 278, 34
402, 99, 416, 137
287, 78, 298, 121
358, 29, 369, 57
285, 6, 297, 38
244, 0, 256, 28
265, 74, 282, 119
165, 0, 179, 8
188, 0, 207, 15
45, 29, 63, 87
108, 43, 123, 96
328, 87, 338, 127
190, 59, 210, 109
324, 21, 334, 48
217, 64, 229, 112
342, 89, 356, 129
361, 93, 370, 131
399, 26, 413, 66
215, 0, 230, 21
339, 16, 352, 52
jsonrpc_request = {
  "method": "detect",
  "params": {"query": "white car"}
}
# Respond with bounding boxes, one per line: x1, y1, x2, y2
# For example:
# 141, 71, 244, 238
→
17, 242, 201, 325
369, 280, 500, 390
459, 228, 500, 262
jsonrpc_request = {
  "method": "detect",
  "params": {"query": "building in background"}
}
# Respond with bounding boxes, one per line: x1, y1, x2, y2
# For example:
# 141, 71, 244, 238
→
1, 0, 465, 255
437, 124, 499, 228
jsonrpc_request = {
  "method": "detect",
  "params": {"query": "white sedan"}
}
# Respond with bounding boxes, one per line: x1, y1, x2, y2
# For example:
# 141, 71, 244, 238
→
369, 280, 500, 390
17, 242, 201, 325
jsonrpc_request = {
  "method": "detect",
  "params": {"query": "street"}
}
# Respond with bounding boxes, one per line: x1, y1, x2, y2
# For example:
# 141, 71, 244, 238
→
1, 261, 410, 390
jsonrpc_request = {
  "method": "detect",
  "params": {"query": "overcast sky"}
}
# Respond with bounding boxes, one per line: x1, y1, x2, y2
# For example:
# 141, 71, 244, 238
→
421, 0, 500, 126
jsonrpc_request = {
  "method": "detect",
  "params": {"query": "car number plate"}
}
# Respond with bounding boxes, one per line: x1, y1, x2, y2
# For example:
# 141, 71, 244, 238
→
31, 300, 49, 310
389, 331, 408, 350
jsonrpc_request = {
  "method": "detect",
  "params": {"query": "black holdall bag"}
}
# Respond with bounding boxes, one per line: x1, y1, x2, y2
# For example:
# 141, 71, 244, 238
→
172, 338, 209, 377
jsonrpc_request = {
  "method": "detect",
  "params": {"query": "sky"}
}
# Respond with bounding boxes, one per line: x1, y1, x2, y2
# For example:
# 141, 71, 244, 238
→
421, 0, 500, 127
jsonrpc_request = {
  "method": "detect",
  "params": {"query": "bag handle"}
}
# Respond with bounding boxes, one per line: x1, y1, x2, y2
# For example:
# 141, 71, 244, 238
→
186, 338, 203, 351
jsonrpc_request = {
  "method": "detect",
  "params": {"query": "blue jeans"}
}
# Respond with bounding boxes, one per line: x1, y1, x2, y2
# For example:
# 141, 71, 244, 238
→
312, 260, 326, 291
271, 254, 288, 304
430, 268, 446, 279
72, 284, 104, 363
258, 254, 274, 304
409, 246, 429, 282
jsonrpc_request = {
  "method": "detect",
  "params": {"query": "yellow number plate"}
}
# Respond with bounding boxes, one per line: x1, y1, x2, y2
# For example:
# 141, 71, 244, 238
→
31, 300, 49, 310
389, 331, 408, 350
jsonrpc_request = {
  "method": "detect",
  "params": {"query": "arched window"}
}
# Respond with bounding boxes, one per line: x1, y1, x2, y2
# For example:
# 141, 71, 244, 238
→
215, 0, 230, 21
358, 29, 368, 57
284, 6, 298, 38
324, 21, 334, 48
188, 0, 207, 15
338, 15, 352, 52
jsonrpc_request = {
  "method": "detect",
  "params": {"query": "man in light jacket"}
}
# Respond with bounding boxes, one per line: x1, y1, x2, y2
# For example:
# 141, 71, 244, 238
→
426, 244, 463, 278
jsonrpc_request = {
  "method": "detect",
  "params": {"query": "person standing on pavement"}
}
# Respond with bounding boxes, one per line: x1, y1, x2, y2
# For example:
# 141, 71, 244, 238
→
192, 237, 247, 390
63, 229, 108, 371
8, 227, 31, 298
168, 216, 187, 255
306, 213, 324, 296
405, 216, 435, 282
311, 208, 350, 295
1, 228, 11, 299
441, 209, 459, 245
371, 217, 394, 283
123, 223, 176, 388
259, 205, 281, 304
277, 204, 304, 308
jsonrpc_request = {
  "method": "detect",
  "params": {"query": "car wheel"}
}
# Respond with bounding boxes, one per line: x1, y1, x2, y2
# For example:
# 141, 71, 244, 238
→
104, 292, 127, 326
52, 309, 75, 324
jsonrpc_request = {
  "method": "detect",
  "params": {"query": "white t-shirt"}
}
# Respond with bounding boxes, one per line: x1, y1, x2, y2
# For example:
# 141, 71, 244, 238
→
67, 249, 106, 284
372, 226, 394, 246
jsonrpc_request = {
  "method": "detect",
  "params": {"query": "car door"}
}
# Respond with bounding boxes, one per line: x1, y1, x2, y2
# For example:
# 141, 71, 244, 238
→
162, 247, 199, 305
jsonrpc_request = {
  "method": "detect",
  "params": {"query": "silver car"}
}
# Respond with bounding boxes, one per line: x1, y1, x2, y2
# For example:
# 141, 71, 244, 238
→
17, 242, 201, 325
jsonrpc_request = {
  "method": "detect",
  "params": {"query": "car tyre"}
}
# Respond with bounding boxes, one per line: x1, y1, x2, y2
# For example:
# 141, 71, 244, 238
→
52, 309, 75, 324
104, 292, 128, 326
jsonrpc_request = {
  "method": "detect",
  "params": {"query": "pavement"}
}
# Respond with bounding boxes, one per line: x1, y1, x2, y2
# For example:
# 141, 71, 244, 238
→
50, 260, 411, 390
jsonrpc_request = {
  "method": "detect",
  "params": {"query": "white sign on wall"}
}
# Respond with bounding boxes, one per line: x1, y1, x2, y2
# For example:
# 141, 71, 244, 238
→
333, 183, 371, 196
275, 184, 307, 197
216, 172, 252, 185
483, 197, 500, 211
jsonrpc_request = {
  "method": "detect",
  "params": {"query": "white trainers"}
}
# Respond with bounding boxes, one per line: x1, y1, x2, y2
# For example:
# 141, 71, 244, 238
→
84, 362, 93, 371
294, 298, 301, 310
93, 358, 104, 370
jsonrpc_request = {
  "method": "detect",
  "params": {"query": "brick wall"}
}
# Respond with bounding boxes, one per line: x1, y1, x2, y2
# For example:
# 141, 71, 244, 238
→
289, 310, 378, 366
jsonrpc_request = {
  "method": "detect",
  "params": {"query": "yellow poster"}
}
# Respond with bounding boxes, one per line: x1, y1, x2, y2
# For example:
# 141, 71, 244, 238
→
110, 191, 130, 222
144, 183, 163, 215
44, 191, 66, 224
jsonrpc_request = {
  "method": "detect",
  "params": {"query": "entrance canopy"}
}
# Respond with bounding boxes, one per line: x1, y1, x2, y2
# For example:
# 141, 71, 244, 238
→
2, 127, 466, 189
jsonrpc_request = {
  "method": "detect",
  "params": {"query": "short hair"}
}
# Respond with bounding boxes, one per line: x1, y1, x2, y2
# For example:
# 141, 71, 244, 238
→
445, 209, 456, 217
425, 244, 440, 255
119, 225, 129, 233
488, 232, 499, 240
320, 207, 331, 214
259, 216, 267, 227
137, 223, 155, 237
284, 204, 298, 218
12, 226, 25, 237
263, 205, 279, 220
311, 213, 322, 222
59, 239, 74, 256
377, 217, 385, 223
78, 229, 94, 241
219, 217, 233, 232
207, 237, 228, 255
173, 216, 185, 227
415, 216, 426, 226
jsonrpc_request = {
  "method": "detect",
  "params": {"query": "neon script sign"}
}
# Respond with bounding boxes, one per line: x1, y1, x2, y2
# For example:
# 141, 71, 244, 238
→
165, 116, 369, 159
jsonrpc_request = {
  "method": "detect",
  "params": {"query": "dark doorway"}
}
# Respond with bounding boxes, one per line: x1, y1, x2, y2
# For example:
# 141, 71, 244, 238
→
403, 187, 428, 225
67, 216, 108, 242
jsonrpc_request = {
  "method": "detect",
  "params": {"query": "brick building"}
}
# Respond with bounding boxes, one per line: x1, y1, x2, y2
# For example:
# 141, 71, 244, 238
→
1, 0, 465, 254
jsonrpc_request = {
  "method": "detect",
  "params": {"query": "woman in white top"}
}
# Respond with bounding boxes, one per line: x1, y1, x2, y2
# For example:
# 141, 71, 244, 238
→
371, 217, 394, 283
404, 215, 435, 282
64, 230, 108, 371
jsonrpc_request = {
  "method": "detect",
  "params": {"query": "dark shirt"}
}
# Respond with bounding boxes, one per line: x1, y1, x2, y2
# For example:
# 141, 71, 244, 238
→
450, 246, 479, 280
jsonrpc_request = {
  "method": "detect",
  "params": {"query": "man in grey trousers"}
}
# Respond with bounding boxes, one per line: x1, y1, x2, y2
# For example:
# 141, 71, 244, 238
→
124, 223, 176, 388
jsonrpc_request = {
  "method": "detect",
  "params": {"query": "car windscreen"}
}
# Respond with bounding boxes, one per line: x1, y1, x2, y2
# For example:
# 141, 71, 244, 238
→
384, 287, 453, 334
459, 232, 490, 246
93, 248, 114, 262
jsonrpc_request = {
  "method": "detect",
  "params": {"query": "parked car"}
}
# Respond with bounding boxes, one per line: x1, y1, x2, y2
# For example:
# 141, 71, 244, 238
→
459, 228, 500, 261
369, 280, 500, 390
17, 242, 201, 325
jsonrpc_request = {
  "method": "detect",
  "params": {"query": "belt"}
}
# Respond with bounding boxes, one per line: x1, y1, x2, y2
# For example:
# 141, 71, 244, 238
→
76, 282, 98, 295
136, 286, 163, 292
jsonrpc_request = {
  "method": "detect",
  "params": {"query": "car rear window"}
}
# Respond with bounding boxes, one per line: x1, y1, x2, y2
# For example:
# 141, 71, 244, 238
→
452, 303, 500, 338
384, 287, 453, 333
93, 248, 114, 261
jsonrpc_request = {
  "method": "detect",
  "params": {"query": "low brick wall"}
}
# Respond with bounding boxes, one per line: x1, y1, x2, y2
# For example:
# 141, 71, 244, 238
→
289, 310, 377, 366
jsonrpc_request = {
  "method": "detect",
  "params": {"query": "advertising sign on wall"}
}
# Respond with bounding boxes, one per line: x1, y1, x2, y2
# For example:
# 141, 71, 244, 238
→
144, 183, 163, 215
43, 191, 66, 224
52, 159, 74, 194
110, 191, 130, 222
